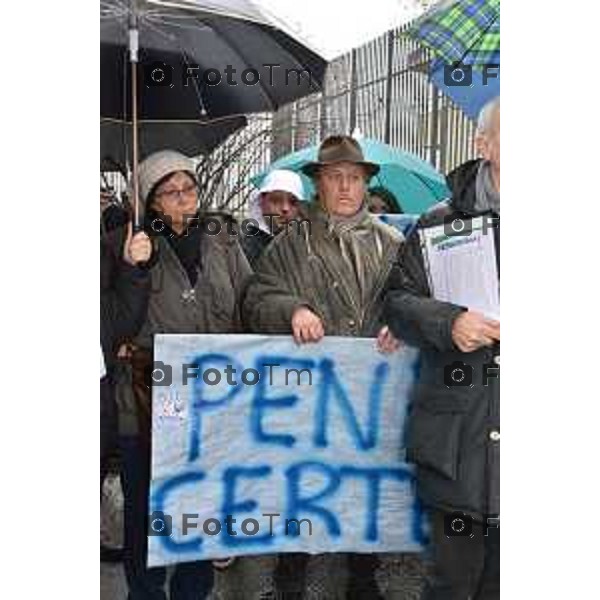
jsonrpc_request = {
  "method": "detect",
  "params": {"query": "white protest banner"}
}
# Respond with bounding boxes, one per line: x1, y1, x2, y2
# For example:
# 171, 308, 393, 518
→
148, 334, 425, 567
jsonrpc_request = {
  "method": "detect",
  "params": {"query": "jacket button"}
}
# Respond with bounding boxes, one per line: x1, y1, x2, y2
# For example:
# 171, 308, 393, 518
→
494, 355, 500, 365
489, 430, 500, 442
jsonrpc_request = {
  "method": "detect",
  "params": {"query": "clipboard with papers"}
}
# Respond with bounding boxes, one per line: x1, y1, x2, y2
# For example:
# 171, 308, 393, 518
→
419, 216, 500, 321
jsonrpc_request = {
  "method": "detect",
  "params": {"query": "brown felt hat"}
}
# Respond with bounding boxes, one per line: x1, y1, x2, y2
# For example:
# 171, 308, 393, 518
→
301, 135, 380, 179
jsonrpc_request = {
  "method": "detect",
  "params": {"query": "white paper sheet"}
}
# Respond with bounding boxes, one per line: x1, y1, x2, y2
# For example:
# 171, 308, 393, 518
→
420, 216, 499, 321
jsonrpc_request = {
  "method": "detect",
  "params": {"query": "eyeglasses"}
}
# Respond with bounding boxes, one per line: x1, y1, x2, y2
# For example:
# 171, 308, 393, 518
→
156, 183, 198, 202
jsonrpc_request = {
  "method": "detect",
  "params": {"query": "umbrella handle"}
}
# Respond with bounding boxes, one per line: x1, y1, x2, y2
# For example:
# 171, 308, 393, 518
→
129, 9, 141, 228
131, 222, 158, 270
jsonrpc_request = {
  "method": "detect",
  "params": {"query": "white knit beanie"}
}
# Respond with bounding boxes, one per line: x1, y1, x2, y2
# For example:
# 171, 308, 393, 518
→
138, 150, 197, 207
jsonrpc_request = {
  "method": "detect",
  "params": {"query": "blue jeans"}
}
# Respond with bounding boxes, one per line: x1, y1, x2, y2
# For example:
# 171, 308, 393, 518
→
120, 435, 214, 600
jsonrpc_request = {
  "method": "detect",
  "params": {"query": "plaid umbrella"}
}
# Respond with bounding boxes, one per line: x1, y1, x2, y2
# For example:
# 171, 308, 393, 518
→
407, 0, 499, 119
411, 0, 499, 68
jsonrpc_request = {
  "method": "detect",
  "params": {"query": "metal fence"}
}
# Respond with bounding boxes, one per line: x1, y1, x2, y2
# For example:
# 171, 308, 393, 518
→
216, 21, 478, 217
101, 21, 480, 217
274, 22, 478, 173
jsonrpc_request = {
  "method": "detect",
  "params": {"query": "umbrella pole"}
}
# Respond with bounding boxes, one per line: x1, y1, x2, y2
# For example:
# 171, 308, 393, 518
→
131, 59, 140, 228
129, 10, 141, 228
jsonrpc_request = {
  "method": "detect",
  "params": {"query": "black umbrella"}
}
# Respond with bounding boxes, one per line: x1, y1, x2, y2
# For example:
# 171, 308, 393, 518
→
101, 115, 247, 170
100, 0, 327, 225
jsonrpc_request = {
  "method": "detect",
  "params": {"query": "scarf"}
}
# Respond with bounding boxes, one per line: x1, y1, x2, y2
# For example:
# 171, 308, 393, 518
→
475, 160, 500, 214
145, 208, 202, 286
314, 202, 385, 307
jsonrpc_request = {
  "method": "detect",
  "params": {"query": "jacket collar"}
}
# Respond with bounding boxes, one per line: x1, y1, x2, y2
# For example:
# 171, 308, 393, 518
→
446, 159, 482, 216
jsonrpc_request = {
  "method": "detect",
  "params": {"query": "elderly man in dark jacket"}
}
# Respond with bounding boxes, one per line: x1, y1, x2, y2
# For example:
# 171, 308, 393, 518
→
383, 97, 500, 600
244, 135, 403, 600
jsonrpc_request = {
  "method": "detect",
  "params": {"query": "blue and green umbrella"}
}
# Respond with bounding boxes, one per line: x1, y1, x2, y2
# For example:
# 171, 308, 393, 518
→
408, 0, 500, 120
252, 138, 450, 215
411, 0, 500, 67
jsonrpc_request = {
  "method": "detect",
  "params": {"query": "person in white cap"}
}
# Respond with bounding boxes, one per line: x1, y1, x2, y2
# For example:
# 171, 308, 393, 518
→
241, 169, 307, 268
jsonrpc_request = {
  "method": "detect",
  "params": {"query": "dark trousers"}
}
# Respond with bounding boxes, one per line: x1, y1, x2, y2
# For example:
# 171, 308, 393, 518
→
273, 553, 382, 599
274, 553, 308, 599
120, 435, 214, 600
422, 509, 500, 600
101, 376, 123, 562
100, 377, 118, 482
346, 554, 382, 599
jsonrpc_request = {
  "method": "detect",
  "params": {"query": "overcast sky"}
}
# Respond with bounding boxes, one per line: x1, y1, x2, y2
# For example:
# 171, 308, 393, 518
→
258, 0, 429, 60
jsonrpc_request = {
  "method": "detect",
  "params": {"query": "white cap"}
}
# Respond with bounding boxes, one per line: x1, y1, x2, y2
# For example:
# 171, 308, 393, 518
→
258, 169, 305, 201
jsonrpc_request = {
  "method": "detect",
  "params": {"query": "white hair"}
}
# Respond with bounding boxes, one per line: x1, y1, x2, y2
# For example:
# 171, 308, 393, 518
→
476, 96, 500, 135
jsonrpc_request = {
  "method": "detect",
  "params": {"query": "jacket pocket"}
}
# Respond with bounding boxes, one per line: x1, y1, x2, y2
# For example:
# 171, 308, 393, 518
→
405, 388, 469, 480
204, 273, 236, 325
150, 262, 164, 293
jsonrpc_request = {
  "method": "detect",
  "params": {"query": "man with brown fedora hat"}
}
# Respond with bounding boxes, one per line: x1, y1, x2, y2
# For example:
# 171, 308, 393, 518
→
243, 134, 404, 599
301, 134, 380, 178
